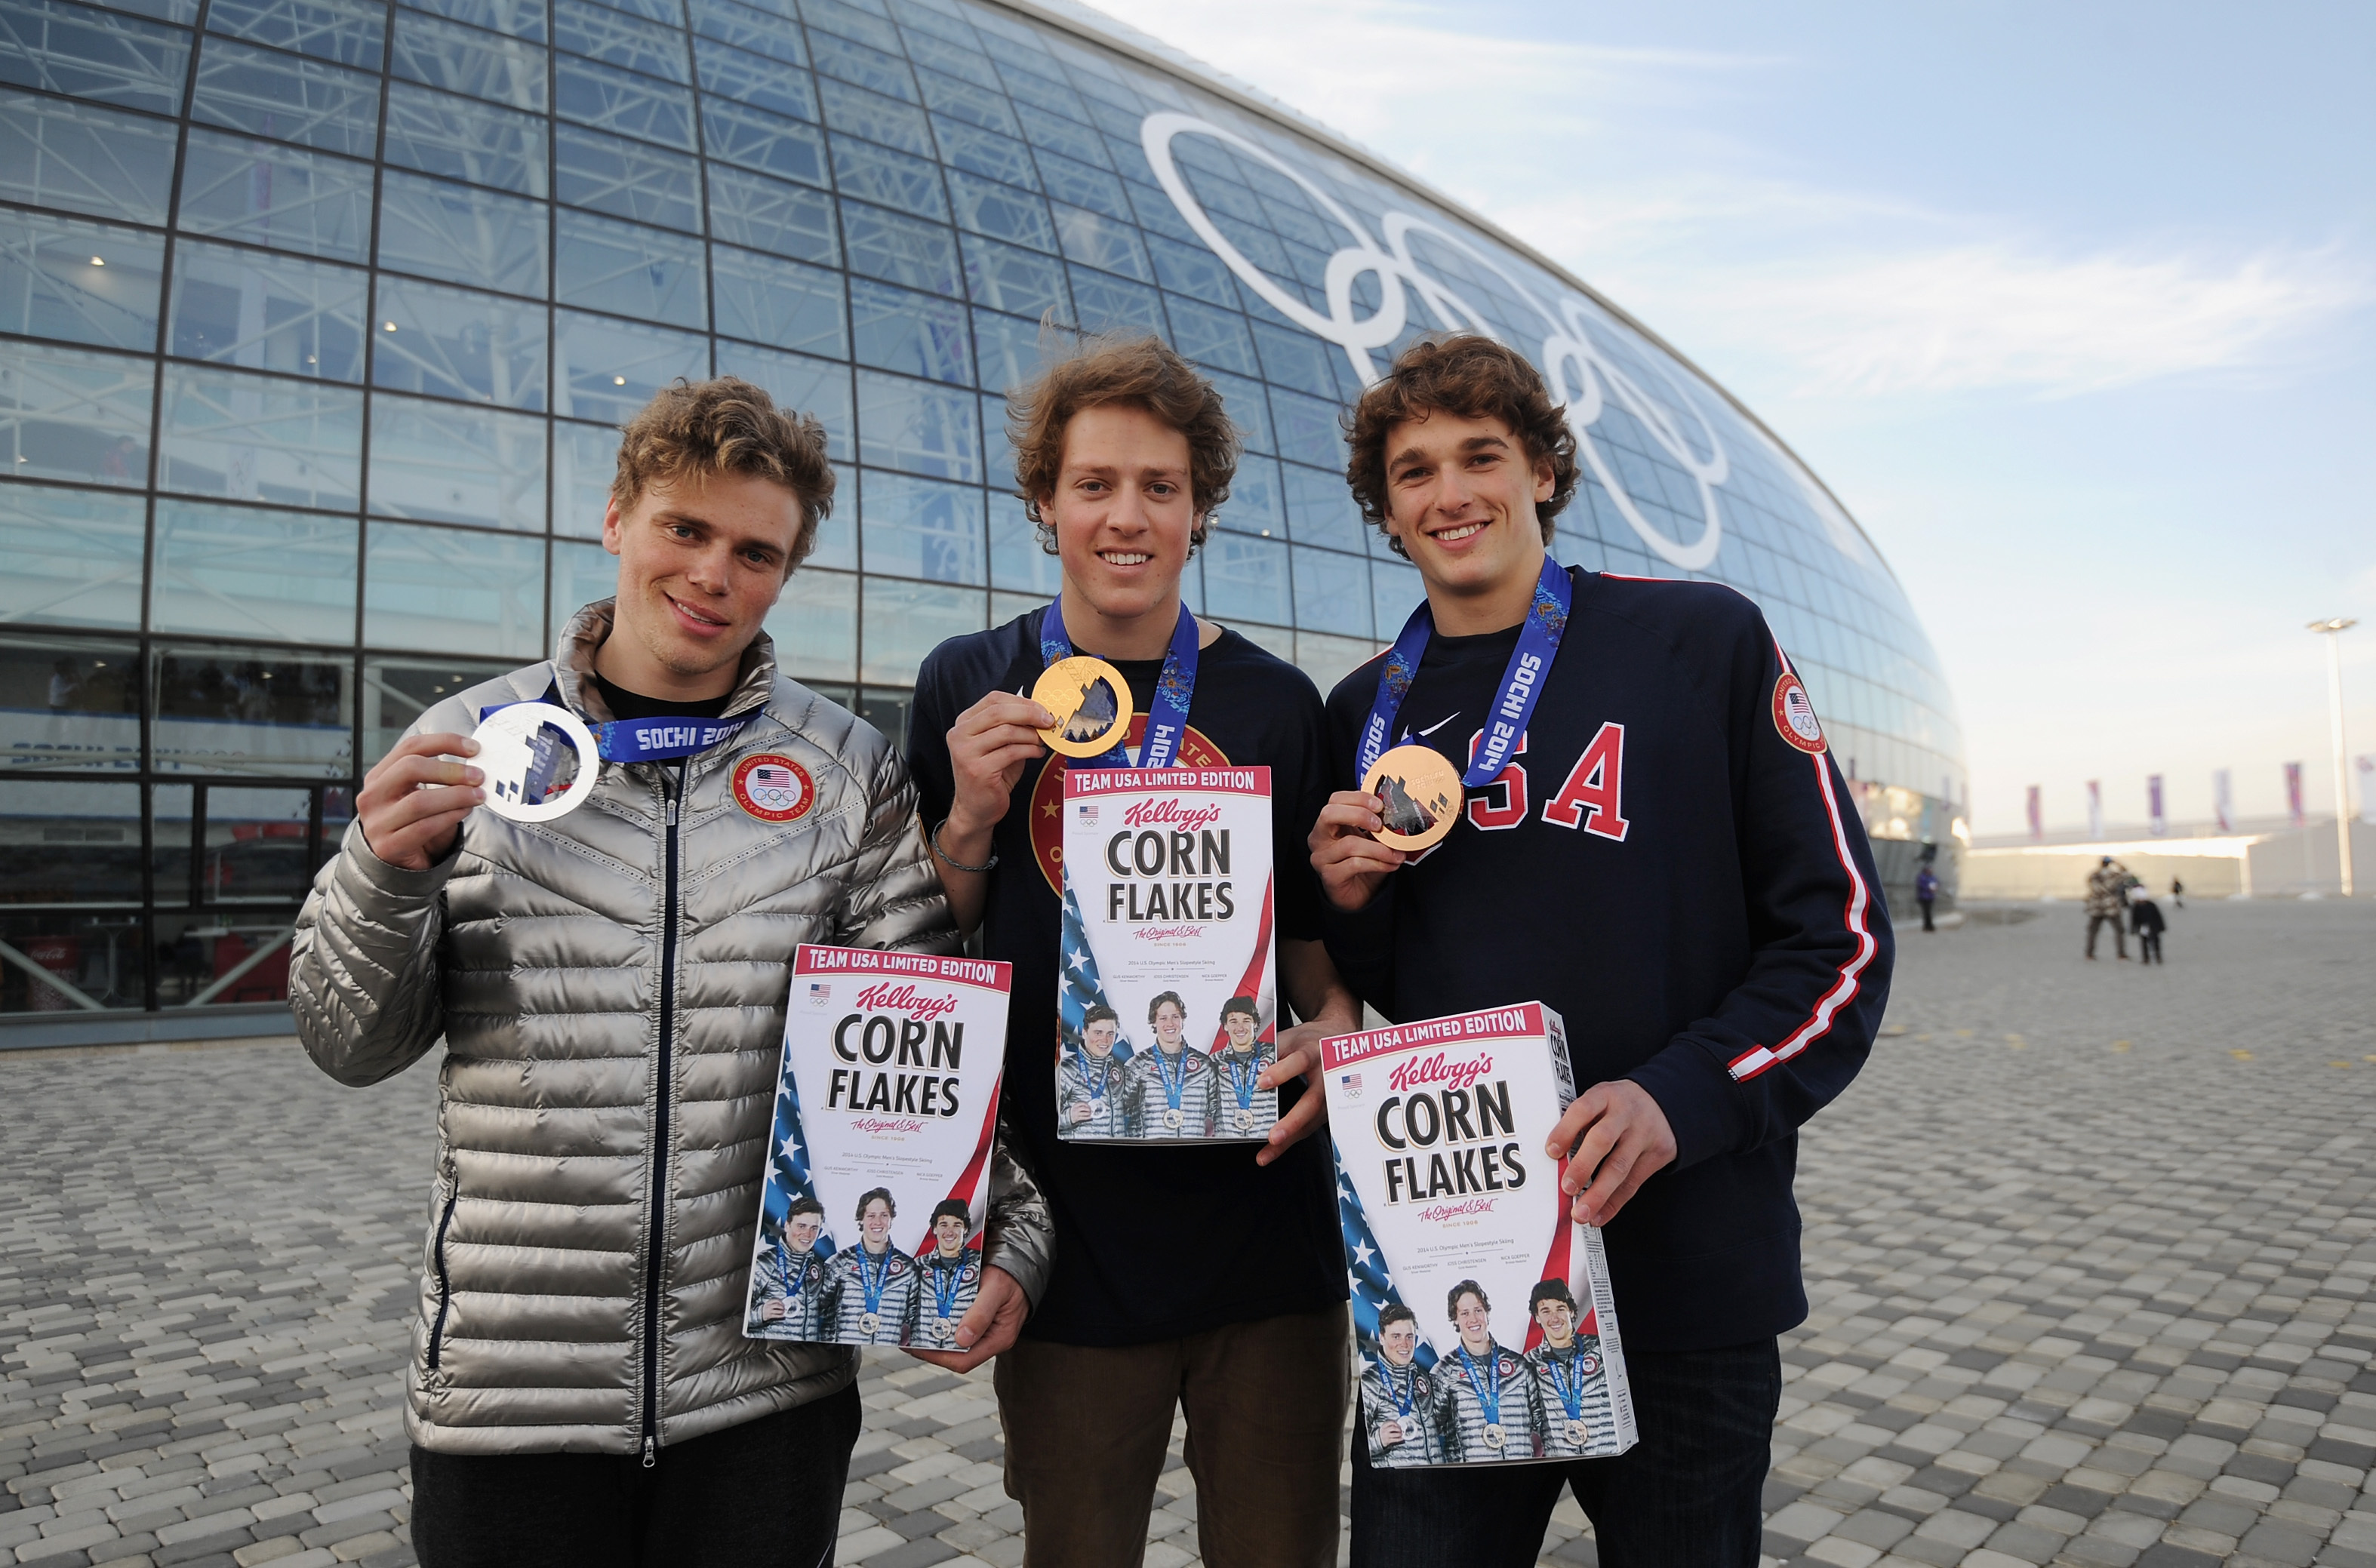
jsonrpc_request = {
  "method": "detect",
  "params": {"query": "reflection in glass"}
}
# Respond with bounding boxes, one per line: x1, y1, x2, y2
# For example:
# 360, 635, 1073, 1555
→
175, 131, 373, 262
860, 576, 983, 687
554, 0, 686, 81
0, 85, 178, 224
0, 780, 137, 903
0, 482, 146, 632
0, 208, 164, 351
383, 80, 550, 195
159, 364, 363, 509
693, 37, 815, 123
700, 94, 826, 186
0, 342, 154, 487
404, 0, 546, 42
365, 519, 546, 656
376, 170, 549, 297
553, 311, 708, 424
150, 643, 353, 776
392, 8, 546, 111
207, 0, 386, 69
1282, 462, 1365, 552
1, 908, 146, 1011
860, 471, 983, 585
1, 0, 192, 115
706, 163, 837, 262
150, 501, 360, 644
549, 535, 618, 624
370, 274, 547, 408
842, 202, 962, 297
1202, 531, 1290, 627
1290, 545, 1371, 640
856, 371, 978, 482
151, 909, 298, 1006
713, 343, 851, 461
1294, 631, 1373, 696
190, 35, 383, 157
690, 0, 802, 68
368, 395, 546, 532
168, 241, 368, 381
362, 654, 519, 761
557, 54, 695, 151
765, 567, 854, 684
818, 77, 930, 157
0, 632, 140, 770
830, 138, 946, 223
553, 209, 706, 328
849, 277, 970, 386
1371, 557, 1422, 637
556, 124, 701, 231
711, 245, 845, 358
986, 503, 1060, 598
551, 419, 618, 538
946, 170, 1054, 252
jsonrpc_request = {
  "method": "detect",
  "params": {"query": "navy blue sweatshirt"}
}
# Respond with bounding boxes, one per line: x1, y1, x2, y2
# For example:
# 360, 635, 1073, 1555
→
1322, 567, 1893, 1352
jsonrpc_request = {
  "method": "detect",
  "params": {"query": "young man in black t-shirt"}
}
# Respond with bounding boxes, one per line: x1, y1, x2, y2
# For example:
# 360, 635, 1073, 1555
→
907, 336, 1359, 1568
1310, 337, 1891, 1566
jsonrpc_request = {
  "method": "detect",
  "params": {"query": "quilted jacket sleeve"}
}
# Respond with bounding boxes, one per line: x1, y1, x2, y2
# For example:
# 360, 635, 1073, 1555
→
982, 1119, 1052, 1308
288, 819, 457, 1087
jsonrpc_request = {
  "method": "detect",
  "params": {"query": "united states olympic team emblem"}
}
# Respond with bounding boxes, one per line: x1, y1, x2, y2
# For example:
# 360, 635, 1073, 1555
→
1771, 674, 1827, 755
733, 754, 814, 822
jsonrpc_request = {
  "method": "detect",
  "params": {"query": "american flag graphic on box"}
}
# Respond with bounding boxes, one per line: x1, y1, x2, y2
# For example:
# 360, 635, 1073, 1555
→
1323, 1003, 1636, 1467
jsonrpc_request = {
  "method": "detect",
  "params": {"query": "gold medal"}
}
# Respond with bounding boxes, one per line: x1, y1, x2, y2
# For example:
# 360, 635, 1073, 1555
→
1362, 743, 1461, 852
1033, 656, 1133, 758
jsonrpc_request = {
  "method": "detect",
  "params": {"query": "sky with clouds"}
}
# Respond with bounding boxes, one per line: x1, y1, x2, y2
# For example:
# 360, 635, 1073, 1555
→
1093, 0, 2376, 835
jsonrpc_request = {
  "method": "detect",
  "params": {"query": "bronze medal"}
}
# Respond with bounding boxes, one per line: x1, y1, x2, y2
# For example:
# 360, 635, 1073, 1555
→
1362, 743, 1462, 852
1033, 656, 1134, 758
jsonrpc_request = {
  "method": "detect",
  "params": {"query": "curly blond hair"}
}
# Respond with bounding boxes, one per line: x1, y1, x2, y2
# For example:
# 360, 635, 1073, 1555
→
1008, 334, 1238, 553
611, 377, 836, 570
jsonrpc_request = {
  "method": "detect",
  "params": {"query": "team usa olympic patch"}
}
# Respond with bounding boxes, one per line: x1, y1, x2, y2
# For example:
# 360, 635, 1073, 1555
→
1771, 672, 1827, 755
733, 754, 814, 822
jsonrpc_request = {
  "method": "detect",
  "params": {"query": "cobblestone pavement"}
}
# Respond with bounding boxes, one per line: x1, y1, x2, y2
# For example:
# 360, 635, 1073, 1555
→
3, 897, 2373, 1568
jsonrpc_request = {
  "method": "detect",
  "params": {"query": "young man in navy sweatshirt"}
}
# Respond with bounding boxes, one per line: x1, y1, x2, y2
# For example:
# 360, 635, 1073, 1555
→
1310, 336, 1894, 1566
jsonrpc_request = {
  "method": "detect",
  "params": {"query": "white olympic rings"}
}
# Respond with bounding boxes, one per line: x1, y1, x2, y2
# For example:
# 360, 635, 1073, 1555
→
1140, 112, 1728, 571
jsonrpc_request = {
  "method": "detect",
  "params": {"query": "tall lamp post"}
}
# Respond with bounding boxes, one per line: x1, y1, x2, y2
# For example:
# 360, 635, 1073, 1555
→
2308, 616, 2358, 896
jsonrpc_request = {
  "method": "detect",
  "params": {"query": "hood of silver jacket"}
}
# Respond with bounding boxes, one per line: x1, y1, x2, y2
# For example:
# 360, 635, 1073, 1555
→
289, 602, 1051, 1455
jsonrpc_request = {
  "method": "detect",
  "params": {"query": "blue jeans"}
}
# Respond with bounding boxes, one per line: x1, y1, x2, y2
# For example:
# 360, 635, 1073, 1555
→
1348, 1339, 1781, 1568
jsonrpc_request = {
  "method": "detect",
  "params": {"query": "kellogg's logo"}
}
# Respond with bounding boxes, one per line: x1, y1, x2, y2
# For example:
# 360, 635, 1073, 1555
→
854, 982, 959, 1022
1388, 1050, 1494, 1096
1121, 798, 1223, 833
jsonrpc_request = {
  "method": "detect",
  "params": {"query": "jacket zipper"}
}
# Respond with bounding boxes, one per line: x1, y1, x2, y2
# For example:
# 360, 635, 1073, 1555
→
424, 1174, 460, 1371
642, 758, 686, 1468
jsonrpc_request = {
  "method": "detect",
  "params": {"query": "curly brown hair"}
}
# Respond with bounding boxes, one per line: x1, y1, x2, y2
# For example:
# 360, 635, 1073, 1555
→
1008, 334, 1238, 554
611, 377, 836, 571
1344, 336, 1580, 557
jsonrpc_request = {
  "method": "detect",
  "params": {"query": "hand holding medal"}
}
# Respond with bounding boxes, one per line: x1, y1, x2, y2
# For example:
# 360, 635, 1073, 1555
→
1031, 655, 1133, 759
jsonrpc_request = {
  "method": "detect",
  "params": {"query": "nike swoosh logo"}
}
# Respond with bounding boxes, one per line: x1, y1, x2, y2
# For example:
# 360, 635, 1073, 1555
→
1415, 713, 1459, 737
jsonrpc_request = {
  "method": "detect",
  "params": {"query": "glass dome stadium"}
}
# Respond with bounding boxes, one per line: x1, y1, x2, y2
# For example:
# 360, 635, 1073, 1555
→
0, 0, 1964, 1030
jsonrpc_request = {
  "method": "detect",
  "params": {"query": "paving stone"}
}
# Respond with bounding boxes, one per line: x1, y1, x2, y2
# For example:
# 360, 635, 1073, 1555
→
8, 900, 2374, 1567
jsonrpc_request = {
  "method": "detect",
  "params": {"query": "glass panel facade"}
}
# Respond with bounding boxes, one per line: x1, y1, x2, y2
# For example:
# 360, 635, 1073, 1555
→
0, 0, 1961, 1020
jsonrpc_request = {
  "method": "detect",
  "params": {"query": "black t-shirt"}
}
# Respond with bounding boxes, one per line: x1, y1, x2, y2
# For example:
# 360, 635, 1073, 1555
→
908, 610, 1347, 1346
592, 672, 732, 722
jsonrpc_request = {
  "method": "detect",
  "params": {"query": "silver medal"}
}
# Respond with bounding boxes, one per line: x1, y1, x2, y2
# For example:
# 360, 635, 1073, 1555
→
1482, 1422, 1505, 1450
1233, 1108, 1256, 1133
857, 1311, 881, 1336
469, 704, 599, 822
1565, 1419, 1587, 1447
1162, 1108, 1183, 1130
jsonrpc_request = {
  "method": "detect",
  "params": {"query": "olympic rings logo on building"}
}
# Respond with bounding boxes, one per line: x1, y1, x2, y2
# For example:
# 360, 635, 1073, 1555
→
1141, 111, 1728, 572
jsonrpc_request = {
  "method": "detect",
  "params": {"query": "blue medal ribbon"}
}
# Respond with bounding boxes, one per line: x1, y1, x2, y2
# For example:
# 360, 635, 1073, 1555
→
1039, 599, 1199, 769
479, 703, 754, 763
1384, 1362, 1419, 1418
1547, 1349, 1584, 1419
1224, 1050, 1259, 1111
1453, 1343, 1503, 1431
930, 1256, 963, 1321
1154, 1047, 1189, 1114
774, 1241, 813, 1303
1356, 557, 1573, 786
857, 1244, 891, 1318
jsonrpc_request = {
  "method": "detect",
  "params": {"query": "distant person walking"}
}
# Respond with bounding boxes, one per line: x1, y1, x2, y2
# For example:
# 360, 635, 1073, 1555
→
2131, 890, 2167, 964
1914, 865, 1940, 933
2169, 876, 2184, 909
2085, 856, 2130, 961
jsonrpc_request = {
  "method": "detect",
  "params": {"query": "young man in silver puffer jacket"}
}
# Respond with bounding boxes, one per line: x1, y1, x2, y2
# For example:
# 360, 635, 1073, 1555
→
289, 378, 1051, 1567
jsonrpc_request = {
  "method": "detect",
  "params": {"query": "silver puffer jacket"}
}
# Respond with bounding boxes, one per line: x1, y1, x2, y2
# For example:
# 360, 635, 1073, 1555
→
289, 602, 1052, 1456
